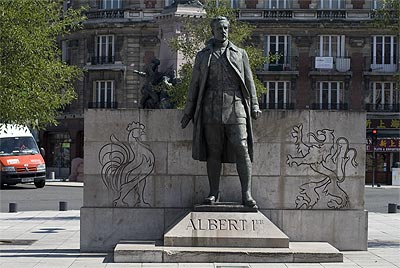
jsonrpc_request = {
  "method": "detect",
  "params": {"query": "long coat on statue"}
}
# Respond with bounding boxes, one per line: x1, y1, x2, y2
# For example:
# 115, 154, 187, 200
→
183, 40, 260, 163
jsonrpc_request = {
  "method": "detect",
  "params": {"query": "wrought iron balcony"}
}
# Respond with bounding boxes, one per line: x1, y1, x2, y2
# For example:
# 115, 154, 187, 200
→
264, 9, 293, 19
366, 104, 400, 112
86, 9, 124, 19
259, 103, 294, 110
317, 10, 346, 19
364, 57, 398, 73
312, 57, 351, 72
88, 102, 118, 109
263, 56, 298, 71
91, 56, 115, 65
311, 103, 348, 110
370, 9, 398, 20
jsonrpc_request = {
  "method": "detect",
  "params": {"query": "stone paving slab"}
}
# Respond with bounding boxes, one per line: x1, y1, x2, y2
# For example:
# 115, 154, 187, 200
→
114, 241, 342, 263
0, 210, 399, 268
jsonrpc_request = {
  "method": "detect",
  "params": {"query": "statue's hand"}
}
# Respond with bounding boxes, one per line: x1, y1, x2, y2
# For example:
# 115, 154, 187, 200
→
251, 108, 262, 120
181, 114, 191, 129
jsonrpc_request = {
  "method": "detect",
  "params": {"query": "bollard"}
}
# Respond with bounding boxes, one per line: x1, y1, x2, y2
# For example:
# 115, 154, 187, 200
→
59, 201, 68, 211
9, 203, 17, 213
50, 172, 55, 180
388, 203, 397, 213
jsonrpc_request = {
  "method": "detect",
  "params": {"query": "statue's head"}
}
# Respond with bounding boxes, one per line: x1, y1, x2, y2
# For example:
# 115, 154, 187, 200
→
210, 16, 230, 43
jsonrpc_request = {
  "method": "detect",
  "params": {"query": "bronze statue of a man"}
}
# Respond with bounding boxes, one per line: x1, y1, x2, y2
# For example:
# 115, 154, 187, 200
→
181, 16, 262, 208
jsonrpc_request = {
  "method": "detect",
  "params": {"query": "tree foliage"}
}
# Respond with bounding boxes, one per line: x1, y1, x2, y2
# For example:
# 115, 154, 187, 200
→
168, 0, 268, 109
372, 0, 400, 33
0, 0, 86, 129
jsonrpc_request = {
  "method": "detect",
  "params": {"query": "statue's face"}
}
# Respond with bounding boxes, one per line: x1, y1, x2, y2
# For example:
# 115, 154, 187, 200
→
212, 20, 229, 43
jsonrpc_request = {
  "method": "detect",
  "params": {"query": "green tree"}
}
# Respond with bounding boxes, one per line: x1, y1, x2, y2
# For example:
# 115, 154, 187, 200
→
0, 0, 86, 129
169, 0, 268, 109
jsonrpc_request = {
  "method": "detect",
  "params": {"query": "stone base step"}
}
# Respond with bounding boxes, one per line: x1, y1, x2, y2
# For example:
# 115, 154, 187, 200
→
113, 241, 343, 263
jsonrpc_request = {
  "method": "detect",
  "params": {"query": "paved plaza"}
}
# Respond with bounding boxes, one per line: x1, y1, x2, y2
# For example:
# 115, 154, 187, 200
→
0, 185, 399, 267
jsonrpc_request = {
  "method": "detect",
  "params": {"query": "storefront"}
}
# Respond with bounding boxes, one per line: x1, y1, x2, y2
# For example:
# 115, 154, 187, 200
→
40, 117, 84, 180
366, 118, 400, 185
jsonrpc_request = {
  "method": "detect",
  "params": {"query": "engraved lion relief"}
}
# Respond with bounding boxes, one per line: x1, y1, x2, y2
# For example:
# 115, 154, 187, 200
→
98, 121, 155, 207
287, 124, 358, 209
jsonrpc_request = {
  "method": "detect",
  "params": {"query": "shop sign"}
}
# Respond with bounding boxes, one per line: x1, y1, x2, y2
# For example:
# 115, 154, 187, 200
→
367, 138, 400, 152
366, 119, 400, 129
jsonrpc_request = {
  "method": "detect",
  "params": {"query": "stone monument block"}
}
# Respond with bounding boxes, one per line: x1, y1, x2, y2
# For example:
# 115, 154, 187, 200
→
82, 109, 368, 252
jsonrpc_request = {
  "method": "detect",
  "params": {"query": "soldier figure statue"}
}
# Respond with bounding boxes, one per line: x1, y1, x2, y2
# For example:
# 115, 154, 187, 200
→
181, 16, 262, 208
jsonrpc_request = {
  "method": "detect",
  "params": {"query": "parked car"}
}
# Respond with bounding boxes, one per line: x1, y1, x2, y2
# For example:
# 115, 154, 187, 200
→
0, 124, 46, 188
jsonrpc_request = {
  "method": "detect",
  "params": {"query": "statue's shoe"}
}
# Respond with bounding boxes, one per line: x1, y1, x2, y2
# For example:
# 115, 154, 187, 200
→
204, 193, 220, 205
242, 197, 258, 208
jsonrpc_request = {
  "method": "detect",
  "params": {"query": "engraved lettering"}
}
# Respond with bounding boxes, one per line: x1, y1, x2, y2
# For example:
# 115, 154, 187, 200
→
198, 219, 206, 230
186, 219, 197, 230
187, 218, 253, 231
239, 219, 247, 230
228, 219, 239, 230
208, 219, 218, 230
219, 219, 227, 230
252, 219, 264, 231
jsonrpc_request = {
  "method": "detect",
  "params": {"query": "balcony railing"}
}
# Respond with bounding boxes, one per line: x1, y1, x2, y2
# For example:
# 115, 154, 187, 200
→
317, 10, 346, 19
91, 56, 115, 65
370, 10, 398, 20
365, 57, 398, 73
264, 56, 298, 71
88, 102, 118, 109
259, 103, 294, 110
86, 9, 124, 19
366, 104, 400, 112
311, 103, 348, 110
264, 10, 293, 19
312, 57, 351, 72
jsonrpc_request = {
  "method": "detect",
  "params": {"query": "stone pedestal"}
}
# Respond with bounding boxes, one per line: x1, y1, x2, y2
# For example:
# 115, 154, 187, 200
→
113, 207, 342, 263
164, 210, 289, 248
114, 241, 343, 263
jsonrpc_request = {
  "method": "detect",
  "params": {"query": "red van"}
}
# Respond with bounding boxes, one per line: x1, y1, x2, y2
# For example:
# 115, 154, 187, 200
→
0, 124, 46, 188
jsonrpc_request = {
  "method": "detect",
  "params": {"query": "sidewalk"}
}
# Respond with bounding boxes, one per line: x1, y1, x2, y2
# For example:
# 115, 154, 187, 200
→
45, 180, 83, 187
0, 210, 399, 268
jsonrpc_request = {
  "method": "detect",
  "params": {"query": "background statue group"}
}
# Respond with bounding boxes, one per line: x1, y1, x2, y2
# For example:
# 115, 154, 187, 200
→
134, 59, 176, 109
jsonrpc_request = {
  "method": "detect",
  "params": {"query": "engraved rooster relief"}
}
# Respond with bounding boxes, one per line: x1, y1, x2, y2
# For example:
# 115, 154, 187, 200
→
287, 124, 358, 209
99, 121, 155, 207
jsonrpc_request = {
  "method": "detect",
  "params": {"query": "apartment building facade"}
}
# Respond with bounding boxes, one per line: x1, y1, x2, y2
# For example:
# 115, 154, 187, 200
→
42, 0, 399, 184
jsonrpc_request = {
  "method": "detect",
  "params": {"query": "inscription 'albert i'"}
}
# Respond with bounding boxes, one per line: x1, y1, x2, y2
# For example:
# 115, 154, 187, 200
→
186, 218, 264, 231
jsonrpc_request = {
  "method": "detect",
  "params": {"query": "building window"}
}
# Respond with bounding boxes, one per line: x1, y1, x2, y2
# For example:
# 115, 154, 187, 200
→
260, 81, 291, 109
215, 0, 239, 8
373, 0, 384, 9
315, 81, 345, 109
94, 35, 115, 65
164, 0, 174, 6
100, 0, 121, 9
92, 81, 116, 108
264, 0, 292, 8
61, 40, 69, 63
371, 36, 397, 72
264, 35, 291, 71
318, 35, 345, 57
318, 0, 345, 9
370, 82, 399, 110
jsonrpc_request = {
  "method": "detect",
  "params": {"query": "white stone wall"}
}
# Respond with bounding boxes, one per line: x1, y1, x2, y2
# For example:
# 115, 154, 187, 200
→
81, 109, 367, 252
